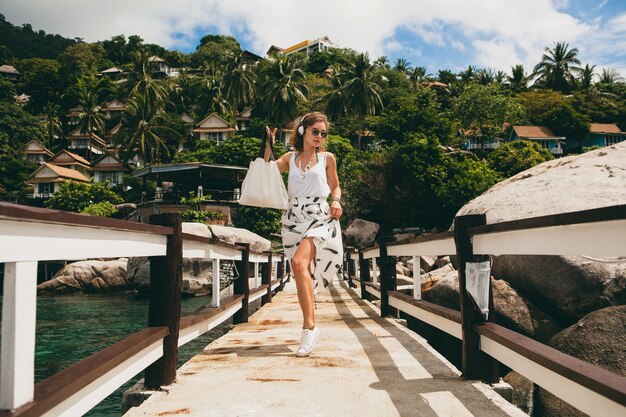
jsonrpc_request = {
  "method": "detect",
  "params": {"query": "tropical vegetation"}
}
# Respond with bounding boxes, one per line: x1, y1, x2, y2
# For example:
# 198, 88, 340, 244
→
1, 14, 625, 234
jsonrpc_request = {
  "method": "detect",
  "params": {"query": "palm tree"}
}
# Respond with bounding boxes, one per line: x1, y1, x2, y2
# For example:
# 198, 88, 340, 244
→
393, 58, 411, 74
533, 42, 581, 92
41, 103, 63, 145
77, 89, 105, 135
223, 52, 256, 112
409, 66, 428, 90
374, 56, 390, 69
576, 64, 596, 93
507, 65, 530, 92
598, 68, 624, 85
459, 65, 478, 83
115, 92, 178, 166
329, 52, 386, 148
494, 70, 506, 84
258, 56, 308, 135
197, 65, 230, 116
476, 68, 495, 85
126, 50, 169, 111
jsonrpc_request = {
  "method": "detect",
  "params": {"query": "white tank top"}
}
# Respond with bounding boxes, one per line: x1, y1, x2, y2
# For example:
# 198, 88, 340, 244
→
288, 151, 331, 199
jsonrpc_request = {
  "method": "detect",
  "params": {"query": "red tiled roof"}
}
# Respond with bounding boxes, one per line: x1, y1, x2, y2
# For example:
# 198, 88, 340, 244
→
589, 123, 623, 134
512, 126, 561, 139
51, 150, 91, 166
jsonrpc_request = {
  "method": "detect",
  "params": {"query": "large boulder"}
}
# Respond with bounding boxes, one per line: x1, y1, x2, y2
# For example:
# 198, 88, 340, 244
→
455, 143, 626, 325
37, 259, 130, 294
208, 224, 270, 252
344, 218, 380, 248
424, 272, 561, 342
538, 305, 626, 416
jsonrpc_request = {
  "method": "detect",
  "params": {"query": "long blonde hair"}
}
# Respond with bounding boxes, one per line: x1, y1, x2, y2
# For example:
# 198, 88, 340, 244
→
289, 111, 330, 151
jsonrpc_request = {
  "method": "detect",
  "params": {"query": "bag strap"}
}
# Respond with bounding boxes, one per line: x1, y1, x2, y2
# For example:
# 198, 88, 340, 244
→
258, 131, 276, 161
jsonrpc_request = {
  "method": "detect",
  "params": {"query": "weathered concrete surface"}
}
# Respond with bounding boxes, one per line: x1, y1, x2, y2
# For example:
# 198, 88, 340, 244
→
123, 281, 525, 417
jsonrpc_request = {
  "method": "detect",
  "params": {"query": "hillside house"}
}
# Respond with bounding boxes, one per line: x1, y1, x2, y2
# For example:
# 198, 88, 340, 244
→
235, 107, 252, 132
510, 126, 565, 155
23, 140, 54, 164
92, 154, 125, 187
192, 113, 236, 144
66, 127, 107, 157
0, 64, 20, 81
48, 150, 91, 177
26, 163, 90, 198
99, 67, 125, 80
582, 123, 626, 148
267, 36, 335, 57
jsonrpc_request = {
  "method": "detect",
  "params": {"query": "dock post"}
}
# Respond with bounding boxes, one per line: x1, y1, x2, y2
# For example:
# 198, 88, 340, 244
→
378, 236, 397, 317
145, 213, 182, 389
346, 247, 357, 288
454, 214, 498, 382
261, 251, 273, 305
358, 252, 370, 300
277, 254, 285, 290
233, 242, 250, 324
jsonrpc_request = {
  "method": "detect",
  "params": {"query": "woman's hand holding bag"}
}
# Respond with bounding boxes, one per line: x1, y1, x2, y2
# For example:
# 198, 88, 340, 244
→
238, 127, 289, 210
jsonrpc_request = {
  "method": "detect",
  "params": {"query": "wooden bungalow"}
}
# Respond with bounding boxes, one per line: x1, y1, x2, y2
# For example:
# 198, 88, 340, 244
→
66, 127, 107, 158
192, 113, 236, 144
26, 163, 90, 198
509, 126, 565, 155
582, 123, 626, 148
235, 107, 253, 132
0, 64, 20, 81
101, 99, 126, 119
48, 150, 91, 177
23, 140, 54, 164
99, 67, 125, 80
92, 154, 125, 187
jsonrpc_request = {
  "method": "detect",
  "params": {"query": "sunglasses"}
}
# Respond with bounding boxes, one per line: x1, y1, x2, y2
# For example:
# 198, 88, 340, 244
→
311, 128, 328, 138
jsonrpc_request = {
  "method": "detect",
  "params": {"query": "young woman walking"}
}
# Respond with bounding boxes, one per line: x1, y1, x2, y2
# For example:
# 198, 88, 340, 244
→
266, 111, 343, 357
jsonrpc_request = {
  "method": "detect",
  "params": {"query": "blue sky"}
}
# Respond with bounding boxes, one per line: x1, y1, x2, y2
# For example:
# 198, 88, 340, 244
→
2, 0, 625, 77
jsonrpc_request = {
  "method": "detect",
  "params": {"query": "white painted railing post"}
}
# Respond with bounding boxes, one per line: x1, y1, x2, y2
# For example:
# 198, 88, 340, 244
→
1, 261, 37, 410
254, 262, 260, 287
372, 259, 378, 284
212, 259, 220, 308
413, 256, 421, 300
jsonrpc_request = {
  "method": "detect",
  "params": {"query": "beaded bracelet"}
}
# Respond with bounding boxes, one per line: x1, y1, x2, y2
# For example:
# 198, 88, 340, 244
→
331, 197, 341, 203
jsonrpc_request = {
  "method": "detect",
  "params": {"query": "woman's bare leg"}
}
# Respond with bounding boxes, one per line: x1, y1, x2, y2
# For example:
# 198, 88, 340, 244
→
290, 237, 316, 329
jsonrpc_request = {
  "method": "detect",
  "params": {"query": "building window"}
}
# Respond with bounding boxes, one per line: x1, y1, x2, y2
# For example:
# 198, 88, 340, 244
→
38, 182, 54, 197
204, 132, 224, 143
606, 135, 624, 146
99, 171, 121, 186
71, 139, 89, 149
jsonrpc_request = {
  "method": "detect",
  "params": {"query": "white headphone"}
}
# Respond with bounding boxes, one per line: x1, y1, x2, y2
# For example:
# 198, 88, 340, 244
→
297, 113, 311, 135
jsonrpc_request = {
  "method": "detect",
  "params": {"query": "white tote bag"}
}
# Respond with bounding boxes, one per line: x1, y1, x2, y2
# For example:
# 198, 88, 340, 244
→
238, 136, 289, 210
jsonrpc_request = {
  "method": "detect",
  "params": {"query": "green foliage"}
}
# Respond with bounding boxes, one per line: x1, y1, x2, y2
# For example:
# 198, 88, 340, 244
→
45, 181, 123, 213
179, 191, 212, 207
0, 144, 37, 202
517, 90, 566, 124
235, 206, 282, 238
0, 101, 46, 148
180, 210, 222, 223
0, 77, 17, 102
58, 43, 107, 85
371, 91, 454, 144
15, 58, 62, 113
81, 201, 118, 217
175, 135, 287, 167
539, 103, 589, 150
487, 140, 553, 178
451, 83, 526, 146
189, 35, 241, 68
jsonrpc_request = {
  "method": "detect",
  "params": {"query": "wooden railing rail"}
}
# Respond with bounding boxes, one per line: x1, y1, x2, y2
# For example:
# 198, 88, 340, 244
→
349, 204, 626, 417
0, 202, 287, 416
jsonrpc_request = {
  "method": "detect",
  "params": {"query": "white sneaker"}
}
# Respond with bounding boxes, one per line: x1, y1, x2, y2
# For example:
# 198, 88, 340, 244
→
296, 326, 320, 357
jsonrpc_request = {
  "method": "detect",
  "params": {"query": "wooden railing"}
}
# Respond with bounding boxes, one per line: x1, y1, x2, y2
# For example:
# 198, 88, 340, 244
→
346, 205, 626, 417
0, 202, 287, 417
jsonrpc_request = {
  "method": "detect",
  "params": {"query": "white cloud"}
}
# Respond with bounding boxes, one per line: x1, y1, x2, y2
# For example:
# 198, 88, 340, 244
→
0, 0, 623, 74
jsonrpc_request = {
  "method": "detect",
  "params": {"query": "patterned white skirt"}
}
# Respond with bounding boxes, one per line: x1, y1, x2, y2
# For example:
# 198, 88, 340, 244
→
281, 196, 343, 292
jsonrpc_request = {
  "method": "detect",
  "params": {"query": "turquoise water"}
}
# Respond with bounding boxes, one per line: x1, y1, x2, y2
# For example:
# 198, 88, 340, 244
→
2, 293, 233, 417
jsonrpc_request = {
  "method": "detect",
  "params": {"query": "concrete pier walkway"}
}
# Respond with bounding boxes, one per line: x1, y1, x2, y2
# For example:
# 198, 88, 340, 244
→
124, 281, 526, 417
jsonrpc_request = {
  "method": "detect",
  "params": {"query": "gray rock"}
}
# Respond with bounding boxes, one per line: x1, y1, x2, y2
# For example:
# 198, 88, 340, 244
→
420, 256, 437, 273
209, 224, 270, 252
434, 256, 451, 269
37, 259, 130, 294
344, 218, 380, 248
455, 143, 626, 325
424, 272, 561, 342
503, 371, 535, 415
538, 305, 626, 417
491, 255, 626, 324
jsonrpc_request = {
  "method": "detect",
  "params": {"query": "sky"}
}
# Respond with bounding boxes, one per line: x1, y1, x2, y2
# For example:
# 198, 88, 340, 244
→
2, 0, 626, 77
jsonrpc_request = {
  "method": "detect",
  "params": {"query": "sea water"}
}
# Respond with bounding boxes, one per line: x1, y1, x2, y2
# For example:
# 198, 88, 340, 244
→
1, 292, 232, 416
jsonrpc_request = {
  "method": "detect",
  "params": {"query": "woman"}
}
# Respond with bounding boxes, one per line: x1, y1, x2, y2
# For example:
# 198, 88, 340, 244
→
265, 111, 343, 357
